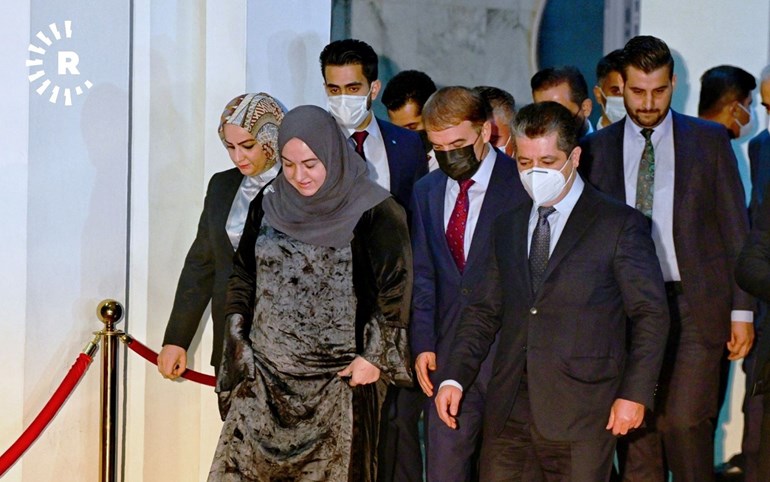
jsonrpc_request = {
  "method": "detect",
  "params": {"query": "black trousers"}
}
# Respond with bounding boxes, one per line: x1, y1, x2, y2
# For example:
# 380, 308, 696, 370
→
618, 286, 722, 482
479, 371, 615, 482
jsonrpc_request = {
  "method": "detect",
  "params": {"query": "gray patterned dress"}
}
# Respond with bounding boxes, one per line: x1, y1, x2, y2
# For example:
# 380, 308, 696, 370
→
210, 199, 412, 481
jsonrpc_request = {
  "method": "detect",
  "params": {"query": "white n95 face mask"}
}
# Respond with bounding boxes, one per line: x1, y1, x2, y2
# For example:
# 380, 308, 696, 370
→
602, 94, 627, 124
519, 157, 575, 207
734, 103, 755, 139
327, 90, 371, 129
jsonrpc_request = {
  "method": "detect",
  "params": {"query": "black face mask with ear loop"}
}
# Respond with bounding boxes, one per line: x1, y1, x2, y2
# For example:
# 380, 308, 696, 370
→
434, 135, 482, 181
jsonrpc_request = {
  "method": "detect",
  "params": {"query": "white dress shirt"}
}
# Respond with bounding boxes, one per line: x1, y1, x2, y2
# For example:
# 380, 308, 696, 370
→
622, 111, 751, 323
526, 173, 584, 255
345, 117, 390, 190
443, 144, 497, 258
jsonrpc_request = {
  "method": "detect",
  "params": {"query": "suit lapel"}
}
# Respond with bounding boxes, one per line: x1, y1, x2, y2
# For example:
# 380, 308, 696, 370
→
378, 118, 402, 193
511, 203, 534, 304
671, 112, 692, 233
428, 175, 458, 276
607, 120, 627, 201
465, 159, 509, 273
539, 184, 600, 292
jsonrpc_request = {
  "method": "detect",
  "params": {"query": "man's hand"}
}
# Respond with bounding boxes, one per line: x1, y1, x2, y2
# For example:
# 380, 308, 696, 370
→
158, 344, 187, 379
435, 385, 463, 429
727, 321, 755, 360
415, 352, 437, 396
606, 398, 645, 436
338, 356, 381, 386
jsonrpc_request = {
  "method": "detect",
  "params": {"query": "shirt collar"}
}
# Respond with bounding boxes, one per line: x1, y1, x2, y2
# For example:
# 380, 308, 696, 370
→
552, 171, 584, 215
624, 109, 673, 141
466, 143, 497, 190
345, 114, 382, 141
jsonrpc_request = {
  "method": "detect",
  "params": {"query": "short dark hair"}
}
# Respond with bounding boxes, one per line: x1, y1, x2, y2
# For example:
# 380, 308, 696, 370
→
698, 65, 756, 116
596, 49, 624, 83
620, 35, 674, 80
513, 102, 578, 154
381, 70, 437, 113
423, 86, 489, 132
531, 66, 589, 105
319, 39, 379, 84
473, 85, 516, 123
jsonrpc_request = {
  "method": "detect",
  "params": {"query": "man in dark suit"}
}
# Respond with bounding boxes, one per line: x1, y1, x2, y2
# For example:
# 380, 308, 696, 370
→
410, 86, 528, 481
434, 101, 670, 482
319, 39, 427, 211
580, 35, 755, 482
736, 186, 770, 482
319, 38, 428, 482
750, 65, 770, 218
737, 64, 770, 482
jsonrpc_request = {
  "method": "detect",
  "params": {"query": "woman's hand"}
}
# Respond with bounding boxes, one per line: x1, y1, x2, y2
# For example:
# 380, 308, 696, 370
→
337, 356, 381, 386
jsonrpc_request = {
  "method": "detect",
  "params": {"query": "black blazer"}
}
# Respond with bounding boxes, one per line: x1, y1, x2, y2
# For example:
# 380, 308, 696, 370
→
163, 168, 244, 370
580, 112, 754, 345
441, 182, 670, 441
736, 195, 770, 394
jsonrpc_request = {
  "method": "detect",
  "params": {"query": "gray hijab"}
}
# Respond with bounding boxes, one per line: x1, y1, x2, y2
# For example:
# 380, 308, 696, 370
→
262, 105, 390, 248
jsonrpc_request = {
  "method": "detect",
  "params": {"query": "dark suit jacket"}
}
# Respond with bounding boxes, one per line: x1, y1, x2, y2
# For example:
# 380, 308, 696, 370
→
163, 168, 243, 369
441, 182, 670, 442
749, 130, 770, 223
410, 150, 528, 391
377, 117, 428, 212
580, 112, 754, 345
736, 194, 770, 394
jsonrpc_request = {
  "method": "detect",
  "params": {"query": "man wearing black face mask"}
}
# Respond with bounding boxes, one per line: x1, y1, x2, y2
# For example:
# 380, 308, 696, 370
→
410, 86, 529, 481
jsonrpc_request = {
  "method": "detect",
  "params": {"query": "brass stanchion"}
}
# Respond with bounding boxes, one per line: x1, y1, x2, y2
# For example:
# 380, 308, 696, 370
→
96, 299, 124, 482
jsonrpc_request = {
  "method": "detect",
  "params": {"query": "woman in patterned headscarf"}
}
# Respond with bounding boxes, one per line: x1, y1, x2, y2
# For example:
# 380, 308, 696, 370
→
158, 92, 286, 380
210, 105, 413, 481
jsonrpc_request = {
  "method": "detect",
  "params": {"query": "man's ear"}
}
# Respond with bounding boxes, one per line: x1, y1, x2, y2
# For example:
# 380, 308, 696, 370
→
370, 79, 382, 101
580, 98, 593, 119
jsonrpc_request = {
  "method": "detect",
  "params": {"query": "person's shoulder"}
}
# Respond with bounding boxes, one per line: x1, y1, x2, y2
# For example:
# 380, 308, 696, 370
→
674, 111, 726, 136
376, 117, 421, 144
414, 168, 447, 193
582, 118, 625, 145
582, 182, 645, 223
750, 129, 770, 149
209, 167, 242, 185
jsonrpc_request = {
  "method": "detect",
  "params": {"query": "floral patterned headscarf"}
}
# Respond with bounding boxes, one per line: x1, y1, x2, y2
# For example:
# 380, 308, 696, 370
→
218, 93, 286, 172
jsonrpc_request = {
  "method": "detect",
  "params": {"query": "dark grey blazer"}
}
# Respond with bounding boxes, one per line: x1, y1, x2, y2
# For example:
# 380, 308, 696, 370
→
441, 182, 670, 441
580, 112, 754, 345
163, 168, 243, 370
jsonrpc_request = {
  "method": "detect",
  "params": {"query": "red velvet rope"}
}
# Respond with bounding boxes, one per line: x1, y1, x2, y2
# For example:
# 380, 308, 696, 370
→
122, 335, 216, 387
0, 352, 93, 477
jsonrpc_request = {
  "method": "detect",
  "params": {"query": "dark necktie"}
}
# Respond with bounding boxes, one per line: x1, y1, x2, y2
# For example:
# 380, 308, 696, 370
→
446, 179, 475, 273
351, 130, 369, 162
530, 206, 556, 294
635, 128, 655, 218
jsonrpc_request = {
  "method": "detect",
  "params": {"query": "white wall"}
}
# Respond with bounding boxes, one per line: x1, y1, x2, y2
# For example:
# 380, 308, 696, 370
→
126, 1, 331, 481
0, 0, 131, 480
640, 0, 770, 464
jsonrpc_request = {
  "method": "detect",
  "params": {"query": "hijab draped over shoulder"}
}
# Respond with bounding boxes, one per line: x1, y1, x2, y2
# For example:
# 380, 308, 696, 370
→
262, 105, 390, 248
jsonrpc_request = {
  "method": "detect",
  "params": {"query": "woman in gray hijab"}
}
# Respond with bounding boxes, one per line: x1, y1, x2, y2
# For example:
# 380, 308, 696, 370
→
158, 93, 285, 380
210, 105, 413, 481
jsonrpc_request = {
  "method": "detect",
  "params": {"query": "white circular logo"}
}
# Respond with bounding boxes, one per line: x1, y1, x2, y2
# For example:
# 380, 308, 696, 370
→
27, 20, 92, 106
